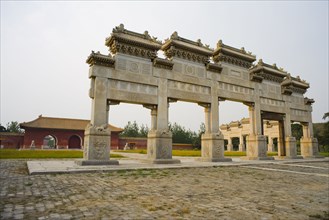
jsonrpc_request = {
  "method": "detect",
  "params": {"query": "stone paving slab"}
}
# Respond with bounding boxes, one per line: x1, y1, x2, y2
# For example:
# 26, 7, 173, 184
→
27, 154, 329, 175
1, 159, 329, 220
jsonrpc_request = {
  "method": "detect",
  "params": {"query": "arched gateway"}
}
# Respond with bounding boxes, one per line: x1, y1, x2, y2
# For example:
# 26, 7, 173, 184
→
79, 24, 319, 165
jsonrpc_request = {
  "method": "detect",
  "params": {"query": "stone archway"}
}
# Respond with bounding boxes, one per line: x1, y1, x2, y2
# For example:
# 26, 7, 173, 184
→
81, 24, 319, 165
68, 135, 82, 149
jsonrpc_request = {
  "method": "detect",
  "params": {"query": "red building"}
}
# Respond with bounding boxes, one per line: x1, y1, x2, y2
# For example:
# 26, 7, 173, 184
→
19, 115, 123, 149
0, 132, 24, 149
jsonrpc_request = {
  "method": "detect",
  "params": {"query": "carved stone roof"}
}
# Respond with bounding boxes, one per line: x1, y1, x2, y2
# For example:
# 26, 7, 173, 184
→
162, 32, 213, 64
105, 24, 162, 59
281, 74, 309, 95
213, 40, 256, 68
86, 51, 115, 67
20, 115, 123, 132
249, 59, 287, 83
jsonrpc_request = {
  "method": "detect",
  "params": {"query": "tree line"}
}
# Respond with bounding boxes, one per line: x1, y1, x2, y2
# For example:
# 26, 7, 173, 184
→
119, 121, 205, 149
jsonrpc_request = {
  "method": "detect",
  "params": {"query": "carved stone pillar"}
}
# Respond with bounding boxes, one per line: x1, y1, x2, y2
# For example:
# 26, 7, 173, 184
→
199, 96, 232, 162
79, 77, 119, 165
282, 115, 301, 159
239, 135, 245, 152
227, 137, 233, 151
146, 78, 180, 164
244, 102, 272, 160
267, 137, 274, 152
300, 122, 320, 158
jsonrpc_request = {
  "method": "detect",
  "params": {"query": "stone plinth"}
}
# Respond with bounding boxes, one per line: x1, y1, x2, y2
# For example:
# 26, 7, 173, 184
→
284, 136, 303, 159
200, 133, 232, 162
147, 130, 180, 164
300, 137, 322, 158
245, 135, 274, 160
79, 124, 119, 166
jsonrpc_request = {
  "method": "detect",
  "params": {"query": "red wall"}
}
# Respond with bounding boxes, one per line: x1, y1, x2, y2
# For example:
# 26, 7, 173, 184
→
0, 133, 24, 149
118, 137, 194, 150
22, 128, 120, 150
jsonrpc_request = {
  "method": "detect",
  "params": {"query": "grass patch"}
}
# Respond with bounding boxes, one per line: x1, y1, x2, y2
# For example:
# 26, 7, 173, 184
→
0, 149, 124, 159
319, 152, 329, 157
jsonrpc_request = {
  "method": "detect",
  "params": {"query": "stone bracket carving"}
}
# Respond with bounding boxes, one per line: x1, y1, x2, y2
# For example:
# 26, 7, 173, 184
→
304, 97, 315, 105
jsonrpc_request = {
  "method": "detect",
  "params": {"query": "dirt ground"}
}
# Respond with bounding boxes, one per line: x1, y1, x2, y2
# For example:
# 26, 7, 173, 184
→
0, 159, 328, 220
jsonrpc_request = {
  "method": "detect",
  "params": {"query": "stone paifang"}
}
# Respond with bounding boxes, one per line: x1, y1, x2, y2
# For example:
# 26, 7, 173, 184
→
82, 24, 319, 165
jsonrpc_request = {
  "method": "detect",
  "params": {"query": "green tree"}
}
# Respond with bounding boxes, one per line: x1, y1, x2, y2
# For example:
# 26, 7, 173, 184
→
139, 124, 149, 137
119, 121, 149, 137
119, 121, 140, 137
6, 121, 24, 133
191, 123, 205, 149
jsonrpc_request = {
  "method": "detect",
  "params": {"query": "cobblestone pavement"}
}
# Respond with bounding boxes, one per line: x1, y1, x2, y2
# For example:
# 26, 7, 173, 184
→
1, 159, 328, 220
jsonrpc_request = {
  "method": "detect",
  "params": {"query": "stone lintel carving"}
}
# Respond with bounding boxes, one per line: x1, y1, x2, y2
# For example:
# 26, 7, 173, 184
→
243, 102, 254, 108
206, 63, 222, 73
249, 59, 287, 83
143, 104, 157, 110
106, 24, 162, 60
153, 57, 174, 70
198, 102, 211, 108
108, 100, 120, 105
213, 40, 256, 68
168, 98, 178, 103
304, 97, 315, 105
162, 32, 213, 64
86, 51, 115, 68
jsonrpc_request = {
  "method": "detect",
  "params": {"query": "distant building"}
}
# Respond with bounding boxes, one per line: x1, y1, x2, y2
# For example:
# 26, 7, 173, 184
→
0, 132, 24, 149
19, 115, 123, 149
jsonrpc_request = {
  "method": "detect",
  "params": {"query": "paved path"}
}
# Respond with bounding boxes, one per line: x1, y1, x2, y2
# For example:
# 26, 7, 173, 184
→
1, 158, 329, 220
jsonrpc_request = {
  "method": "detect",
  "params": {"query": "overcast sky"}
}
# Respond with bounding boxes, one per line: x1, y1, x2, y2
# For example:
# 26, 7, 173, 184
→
1, 1, 328, 132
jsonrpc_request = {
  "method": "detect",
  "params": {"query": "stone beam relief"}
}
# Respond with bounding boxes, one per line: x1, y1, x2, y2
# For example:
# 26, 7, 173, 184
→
173, 62, 206, 78
116, 58, 152, 75
168, 80, 210, 95
109, 80, 157, 96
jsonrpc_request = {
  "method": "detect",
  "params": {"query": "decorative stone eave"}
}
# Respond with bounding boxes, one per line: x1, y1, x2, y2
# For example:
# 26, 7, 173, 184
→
153, 57, 174, 70
304, 97, 315, 105
229, 121, 242, 128
206, 63, 222, 73
240, 118, 250, 124
249, 59, 287, 83
162, 32, 213, 64
281, 75, 309, 95
105, 24, 162, 60
86, 51, 115, 68
213, 40, 256, 68
220, 124, 230, 131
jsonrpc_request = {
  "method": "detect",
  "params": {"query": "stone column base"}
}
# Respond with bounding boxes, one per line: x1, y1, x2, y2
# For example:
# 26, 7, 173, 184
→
300, 137, 320, 158
201, 133, 232, 162
75, 160, 119, 166
285, 136, 298, 158
150, 159, 181, 164
147, 130, 181, 164
83, 124, 112, 162
245, 135, 273, 160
